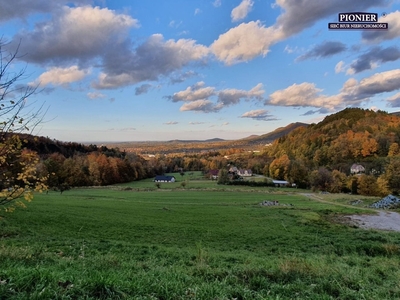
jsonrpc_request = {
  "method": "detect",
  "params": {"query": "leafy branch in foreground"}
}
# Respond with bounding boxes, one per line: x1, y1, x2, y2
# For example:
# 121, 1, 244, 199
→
0, 40, 47, 211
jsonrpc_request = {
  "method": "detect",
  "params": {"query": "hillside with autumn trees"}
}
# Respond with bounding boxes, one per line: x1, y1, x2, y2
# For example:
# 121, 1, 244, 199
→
264, 108, 400, 195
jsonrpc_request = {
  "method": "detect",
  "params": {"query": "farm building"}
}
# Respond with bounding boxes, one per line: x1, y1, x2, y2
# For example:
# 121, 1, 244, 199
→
238, 169, 253, 177
272, 180, 289, 187
154, 175, 176, 182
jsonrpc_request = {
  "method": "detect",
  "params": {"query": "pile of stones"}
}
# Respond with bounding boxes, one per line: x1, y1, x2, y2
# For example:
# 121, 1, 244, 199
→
370, 195, 400, 209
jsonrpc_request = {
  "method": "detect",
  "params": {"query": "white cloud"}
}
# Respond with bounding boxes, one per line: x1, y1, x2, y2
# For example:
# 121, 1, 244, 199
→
341, 69, 400, 102
362, 11, 400, 43
32, 66, 89, 86
180, 100, 217, 112
213, 0, 222, 7
231, 0, 253, 22
241, 109, 277, 121
194, 8, 202, 15
87, 92, 106, 100
212, 0, 386, 65
171, 81, 216, 102
13, 6, 138, 64
164, 121, 179, 125
169, 20, 182, 28
335, 61, 346, 73
169, 82, 265, 113
266, 69, 400, 111
217, 83, 264, 106
387, 92, 400, 107
274, 0, 387, 38
284, 45, 297, 54
269, 83, 323, 106
0, 0, 92, 23
93, 34, 209, 89
211, 21, 282, 65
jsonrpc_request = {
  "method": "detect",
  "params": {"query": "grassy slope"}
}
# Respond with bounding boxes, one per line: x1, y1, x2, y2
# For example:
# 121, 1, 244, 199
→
1, 184, 400, 299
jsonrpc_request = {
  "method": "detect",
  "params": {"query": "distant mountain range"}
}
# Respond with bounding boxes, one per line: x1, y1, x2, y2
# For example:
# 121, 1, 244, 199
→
238, 122, 309, 146
162, 123, 309, 146
17, 109, 400, 155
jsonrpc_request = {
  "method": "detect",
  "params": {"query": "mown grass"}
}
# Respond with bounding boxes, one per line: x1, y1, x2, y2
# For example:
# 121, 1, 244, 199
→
1, 185, 400, 299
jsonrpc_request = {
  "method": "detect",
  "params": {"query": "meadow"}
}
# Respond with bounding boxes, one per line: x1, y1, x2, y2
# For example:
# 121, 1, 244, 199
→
1, 175, 400, 299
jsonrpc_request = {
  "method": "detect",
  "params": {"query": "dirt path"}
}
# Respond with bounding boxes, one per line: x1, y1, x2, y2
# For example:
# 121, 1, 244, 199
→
302, 193, 400, 232
347, 211, 400, 232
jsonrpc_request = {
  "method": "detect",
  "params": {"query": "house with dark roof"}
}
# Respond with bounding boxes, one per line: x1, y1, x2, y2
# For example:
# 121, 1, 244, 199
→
154, 175, 176, 182
208, 170, 219, 180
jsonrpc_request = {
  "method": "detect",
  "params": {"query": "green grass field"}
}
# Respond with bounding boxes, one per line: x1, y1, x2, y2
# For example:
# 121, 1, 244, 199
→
1, 179, 400, 299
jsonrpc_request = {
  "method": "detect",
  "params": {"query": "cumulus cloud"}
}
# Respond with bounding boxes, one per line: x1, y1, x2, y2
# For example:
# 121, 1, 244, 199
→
241, 109, 277, 121
194, 8, 202, 15
87, 92, 106, 100
211, 21, 282, 65
169, 81, 216, 102
93, 34, 209, 89
170, 71, 198, 84
9, 6, 208, 90
341, 69, 400, 103
301, 108, 330, 116
212, 0, 386, 64
164, 121, 179, 125
135, 84, 152, 95
167, 82, 265, 112
180, 100, 218, 112
346, 46, 400, 74
32, 66, 89, 86
231, 0, 253, 22
12, 6, 138, 65
0, 0, 92, 23
266, 69, 400, 111
267, 82, 340, 110
274, 0, 387, 38
217, 83, 264, 106
362, 11, 400, 43
387, 92, 400, 107
296, 41, 347, 62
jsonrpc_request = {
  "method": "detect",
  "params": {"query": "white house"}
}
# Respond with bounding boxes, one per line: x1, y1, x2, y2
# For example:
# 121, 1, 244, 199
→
350, 164, 365, 175
154, 175, 176, 182
237, 169, 253, 177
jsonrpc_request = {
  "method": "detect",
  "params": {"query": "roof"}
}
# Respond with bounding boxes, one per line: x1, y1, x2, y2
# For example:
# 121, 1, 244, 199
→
154, 175, 175, 181
351, 164, 365, 172
209, 170, 219, 176
272, 180, 289, 184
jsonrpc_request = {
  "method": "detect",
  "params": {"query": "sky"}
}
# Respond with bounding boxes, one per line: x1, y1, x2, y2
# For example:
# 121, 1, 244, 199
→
1, 0, 400, 142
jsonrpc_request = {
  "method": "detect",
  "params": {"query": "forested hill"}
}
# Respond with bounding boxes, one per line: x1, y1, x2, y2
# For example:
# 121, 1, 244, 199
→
264, 108, 400, 167
241, 122, 309, 146
13, 133, 125, 158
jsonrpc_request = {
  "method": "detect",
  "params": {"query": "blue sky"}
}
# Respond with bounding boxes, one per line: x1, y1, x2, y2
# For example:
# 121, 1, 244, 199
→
2, 0, 400, 142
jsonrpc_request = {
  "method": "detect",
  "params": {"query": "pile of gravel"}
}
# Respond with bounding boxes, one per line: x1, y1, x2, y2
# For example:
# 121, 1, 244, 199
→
370, 195, 400, 209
